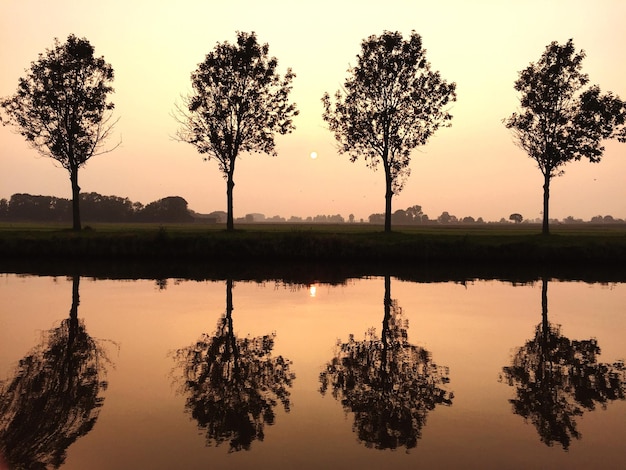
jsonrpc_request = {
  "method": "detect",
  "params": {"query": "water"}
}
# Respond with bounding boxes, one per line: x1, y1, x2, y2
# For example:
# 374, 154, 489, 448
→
1, 274, 625, 469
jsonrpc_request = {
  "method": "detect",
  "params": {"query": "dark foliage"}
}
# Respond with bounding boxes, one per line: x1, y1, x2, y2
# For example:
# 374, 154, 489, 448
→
175, 31, 298, 231
323, 31, 456, 232
504, 39, 626, 235
173, 280, 295, 451
0, 34, 118, 231
0, 277, 111, 468
500, 279, 626, 449
319, 276, 453, 449
136, 196, 194, 223
0, 192, 193, 223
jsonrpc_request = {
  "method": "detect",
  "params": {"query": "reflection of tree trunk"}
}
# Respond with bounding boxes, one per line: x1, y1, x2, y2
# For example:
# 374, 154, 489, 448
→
539, 278, 550, 384
68, 276, 81, 346
500, 277, 626, 450
174, 277, 295, 452
65, 276, 81, 391
319, 273, 453, 450
225, 279, 240, 375
541, 278, 548, 333
0, 274, 109, 468
380, 276, 392, 384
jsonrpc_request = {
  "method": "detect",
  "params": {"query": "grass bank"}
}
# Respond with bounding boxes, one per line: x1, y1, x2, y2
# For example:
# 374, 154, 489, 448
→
1, 222, 625, 265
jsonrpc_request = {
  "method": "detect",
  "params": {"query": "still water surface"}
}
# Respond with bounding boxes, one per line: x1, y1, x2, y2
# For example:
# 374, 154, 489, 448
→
1, 274, 625, 469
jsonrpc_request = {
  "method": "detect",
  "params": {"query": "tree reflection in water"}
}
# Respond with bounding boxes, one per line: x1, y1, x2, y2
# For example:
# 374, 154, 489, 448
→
319, 276, 453, 450
0, 276, 112, 469
173, 279, 296, 452
501, 278, 626, 450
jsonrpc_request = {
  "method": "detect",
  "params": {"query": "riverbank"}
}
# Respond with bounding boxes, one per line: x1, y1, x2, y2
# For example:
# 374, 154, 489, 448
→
1, 223, 625, 282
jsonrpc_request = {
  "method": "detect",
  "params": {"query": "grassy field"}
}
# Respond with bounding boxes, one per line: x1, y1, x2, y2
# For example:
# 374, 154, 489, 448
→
1, 221, 625, 257
2, 221, 625, 235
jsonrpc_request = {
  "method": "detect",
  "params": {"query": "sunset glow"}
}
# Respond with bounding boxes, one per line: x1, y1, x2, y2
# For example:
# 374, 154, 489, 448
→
1, 1, 625, 222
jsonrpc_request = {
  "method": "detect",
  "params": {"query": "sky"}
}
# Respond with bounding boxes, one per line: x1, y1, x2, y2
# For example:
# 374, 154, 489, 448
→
1, 0, 625, 223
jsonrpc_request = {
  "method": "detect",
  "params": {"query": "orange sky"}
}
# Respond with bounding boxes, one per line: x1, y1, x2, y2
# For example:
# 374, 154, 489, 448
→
1, 0, 625, 222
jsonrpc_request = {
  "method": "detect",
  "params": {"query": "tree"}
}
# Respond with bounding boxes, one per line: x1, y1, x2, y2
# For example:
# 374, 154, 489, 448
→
500, 279, 626, 450
509, 213, 523, 224
0, 35, 118, 231
368, 213, 384, 224
406, 204, 426, 224
504, 39, 626, 235
437, 211, 457, 224
319, 276, 453, 450
322, 31, 456, 232
173, 280, 295, 451
392, 209, 409, 224
0, 276, 112, 468
80, 192, 134, 222
175, 31, 298, 231
137, 196, 194, 223
0, 199, 7, 220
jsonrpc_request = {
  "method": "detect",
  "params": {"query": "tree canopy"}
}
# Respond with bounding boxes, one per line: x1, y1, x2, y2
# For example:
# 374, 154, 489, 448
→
0, 34, 118, 231
504, 39, 626, 235
500, 279, 626, 449
319, 276, 453, 449
322, 31, 456, 232
0, 277, 111, 468
173, 280, 295, 451
175, 31, 298, 231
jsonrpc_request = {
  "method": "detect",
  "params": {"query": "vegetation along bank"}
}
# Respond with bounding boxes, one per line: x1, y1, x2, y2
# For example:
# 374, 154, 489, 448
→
1, 224, 625, 270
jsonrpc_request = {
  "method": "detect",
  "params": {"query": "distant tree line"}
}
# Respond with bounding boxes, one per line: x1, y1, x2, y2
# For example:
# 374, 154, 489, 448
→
367, 205, 486, 225
2, 194, 623, 226
0, 193, 193, 223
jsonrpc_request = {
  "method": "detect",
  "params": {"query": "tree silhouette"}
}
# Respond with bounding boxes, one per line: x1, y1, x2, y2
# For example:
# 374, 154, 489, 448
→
319, 276, 453, 450
500, 278, 626, 450
0, 34, 119, 231
0, 276, 111, 468
174, 31, 298, 231
173, 279, 295, 452
322, 31, 456, 233
503, 39, 626, 235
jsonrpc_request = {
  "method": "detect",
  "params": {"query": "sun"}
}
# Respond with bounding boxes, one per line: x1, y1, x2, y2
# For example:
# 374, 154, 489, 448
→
310, 151, 318, 160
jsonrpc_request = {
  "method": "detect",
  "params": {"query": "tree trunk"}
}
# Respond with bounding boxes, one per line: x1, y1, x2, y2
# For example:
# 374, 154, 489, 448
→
542, 173, 550, 236
225, 279, 240, 373
541, 278, 548, 334
539, 277, 549, 381
70, 169, 81, 231
384, 174, 393, 233
71, 275, 80, 321
381, 275, 392, 381
226, 173, 235, 232
66, 275, 80, 381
